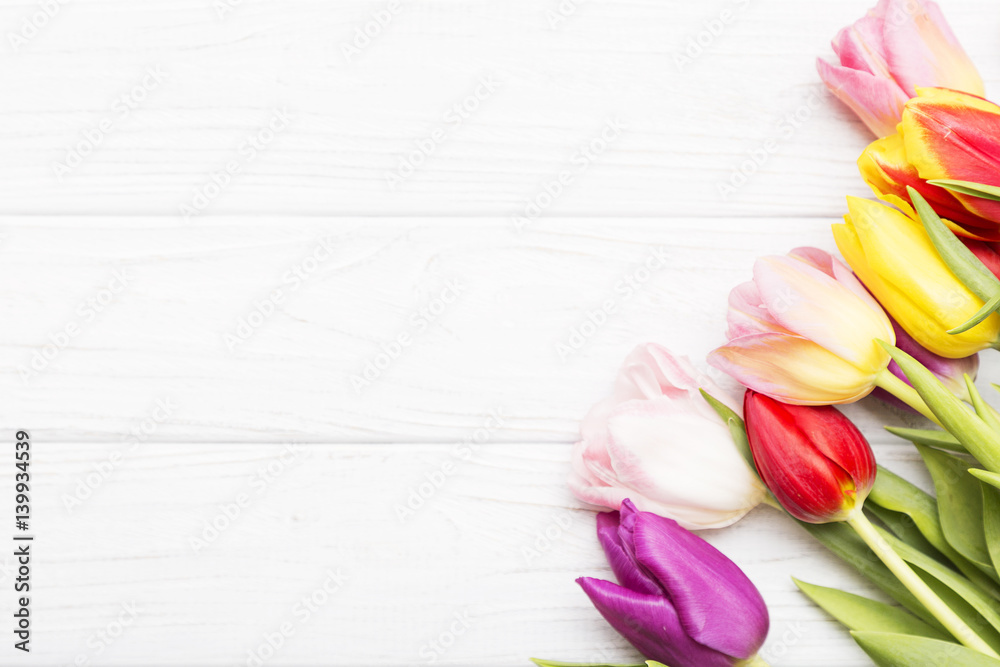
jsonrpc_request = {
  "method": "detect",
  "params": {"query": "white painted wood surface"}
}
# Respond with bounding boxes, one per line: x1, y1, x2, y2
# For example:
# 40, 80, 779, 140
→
4, 0, 999, 664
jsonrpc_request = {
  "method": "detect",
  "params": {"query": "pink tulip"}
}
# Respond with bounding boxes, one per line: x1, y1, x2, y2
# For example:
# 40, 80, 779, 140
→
816, 0, 983, 138
569, 343, 765, 530
709, 248, 895, 405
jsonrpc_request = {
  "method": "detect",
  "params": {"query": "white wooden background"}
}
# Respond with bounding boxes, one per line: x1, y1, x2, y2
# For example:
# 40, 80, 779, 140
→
4, 0, 1000, 664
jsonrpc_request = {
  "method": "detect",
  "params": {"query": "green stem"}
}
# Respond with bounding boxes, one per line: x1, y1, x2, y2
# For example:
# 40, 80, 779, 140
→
875, 368, 943, 426
736, 656, 770, 667
848, 510, 999, 657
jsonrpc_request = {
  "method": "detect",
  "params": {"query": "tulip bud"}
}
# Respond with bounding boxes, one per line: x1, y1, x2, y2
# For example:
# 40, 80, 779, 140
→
858, 133, 1000, 242
901, 88, 1000, 223
708, 247, 894, 405
576, 500, 769, 666
858, 89, 1000, 241
833, 196, 1000, 358
744, 391, 877, 524
570, 343, 765, 529
816, 0, 983, 138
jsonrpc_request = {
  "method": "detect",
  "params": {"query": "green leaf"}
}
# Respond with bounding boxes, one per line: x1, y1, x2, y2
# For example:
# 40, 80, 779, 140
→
951, 292, 1000, 335
972, 469, 1000, 492
869, 466, 1000, 597
852, 631, 1000, 667
876, 527, 1000, 646
794, 578, 947, 639
982, 481, 1000, 579
645, 663, 668, 667
967, 376, 1000, 433
885, 426, 966, 452
801, 522, 946, 632
929, 179, 1000, 203
867, 504, 946, 565
530, 660, 644, 667
917, 445, 996, 578
909, 186, 1000, 302
880, 342, 1000, 473
700, 389, 758, 478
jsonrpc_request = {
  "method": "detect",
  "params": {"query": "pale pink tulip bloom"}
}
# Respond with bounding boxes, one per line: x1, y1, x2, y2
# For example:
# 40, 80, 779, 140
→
569, 343, 765, 530
816, 0, 983, 137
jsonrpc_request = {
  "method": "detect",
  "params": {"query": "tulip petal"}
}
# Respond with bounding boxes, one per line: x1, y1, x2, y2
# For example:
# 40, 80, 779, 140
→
788, 247, 886, 314
744, 394, 870, 523
817, 57, 909, 137
603, 399, 765, 529
843, 196, 1000, 354
570, 345, 759, 528
833, 217, 995, 358
726, 280, 790, 339
576, 577, 735, 667
882, 0, 983, 98
831, 8, 892, 78
858, 133, 1000, 238
966, 240, 1000, 281
709, 333, 877, 405
752, 255, 892, 370
630, 514, 769, 659
596, 510, 663, 596
902, 88, 1000, 221
768, 401, 877, 506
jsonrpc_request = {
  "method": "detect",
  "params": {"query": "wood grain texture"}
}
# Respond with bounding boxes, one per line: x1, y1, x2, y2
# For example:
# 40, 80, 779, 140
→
0, 442, 933, 666
2, 216, 979, 444
5, 0, 1000, 664
0, 0, 997, 218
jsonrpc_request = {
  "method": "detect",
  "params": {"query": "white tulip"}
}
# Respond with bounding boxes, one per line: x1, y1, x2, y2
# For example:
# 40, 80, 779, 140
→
569, 343, 765, 530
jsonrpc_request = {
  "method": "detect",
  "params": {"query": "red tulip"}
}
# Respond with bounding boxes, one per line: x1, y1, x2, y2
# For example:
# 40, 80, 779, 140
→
743, 391, 877, 524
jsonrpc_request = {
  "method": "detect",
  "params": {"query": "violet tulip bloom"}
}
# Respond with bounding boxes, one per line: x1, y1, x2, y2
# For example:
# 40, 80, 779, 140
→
577, 500, 769, 667
817, 0, 982, 138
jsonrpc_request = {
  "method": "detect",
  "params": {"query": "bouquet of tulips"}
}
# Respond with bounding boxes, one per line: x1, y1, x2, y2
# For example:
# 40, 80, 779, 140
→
533, 1, 1000, 665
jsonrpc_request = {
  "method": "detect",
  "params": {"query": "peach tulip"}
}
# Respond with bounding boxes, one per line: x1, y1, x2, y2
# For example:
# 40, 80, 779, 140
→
709, 248, 895, 405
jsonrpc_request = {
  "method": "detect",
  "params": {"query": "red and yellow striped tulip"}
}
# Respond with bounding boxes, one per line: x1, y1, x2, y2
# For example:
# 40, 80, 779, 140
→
859, 88, 1000, 240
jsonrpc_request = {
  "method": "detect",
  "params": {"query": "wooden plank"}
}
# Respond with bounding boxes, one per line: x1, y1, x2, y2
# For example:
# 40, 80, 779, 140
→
0, 441, 930, 665
0, 216, 965, 443
0, 0, 998, 217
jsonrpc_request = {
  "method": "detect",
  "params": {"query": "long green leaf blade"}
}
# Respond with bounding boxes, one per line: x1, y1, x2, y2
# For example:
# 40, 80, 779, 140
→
909, 186, 1000, 301
801, 522, 946, 632
885, 426, 965, 452
880, 342, 1000, 473
951, 292, 1000, 334
929, 179, 1000, 202
877, 527, 1000, 645
853, 631, 1000, 667
917, 445, 995, 578
794, 578, 947, 639
869, 466, 1000, 597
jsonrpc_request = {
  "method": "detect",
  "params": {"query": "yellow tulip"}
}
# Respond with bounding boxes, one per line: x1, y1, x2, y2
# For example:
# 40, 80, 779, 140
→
833, 197, 1000, 358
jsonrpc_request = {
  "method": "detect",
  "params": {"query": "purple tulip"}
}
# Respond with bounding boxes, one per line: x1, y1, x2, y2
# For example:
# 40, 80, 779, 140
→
872, 317, 979, 411
577, 500, 769, 667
